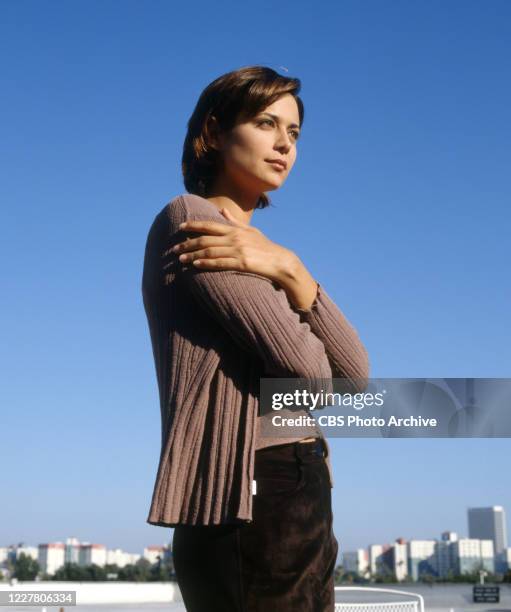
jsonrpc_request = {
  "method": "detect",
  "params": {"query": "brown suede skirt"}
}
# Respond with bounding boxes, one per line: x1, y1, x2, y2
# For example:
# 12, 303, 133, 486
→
172, 437, 339, 611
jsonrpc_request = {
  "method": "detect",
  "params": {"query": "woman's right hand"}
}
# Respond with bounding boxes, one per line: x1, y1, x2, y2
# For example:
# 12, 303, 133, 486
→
173, 207, 297, 285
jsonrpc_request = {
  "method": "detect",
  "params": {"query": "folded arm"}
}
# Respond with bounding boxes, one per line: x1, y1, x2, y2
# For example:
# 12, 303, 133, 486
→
289, 281, 370, 393
169, 196, 333, 381
181, 266, 334, 381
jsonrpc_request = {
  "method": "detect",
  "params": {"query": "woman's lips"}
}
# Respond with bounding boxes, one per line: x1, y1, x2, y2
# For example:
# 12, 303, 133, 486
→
266, 160, 286, 171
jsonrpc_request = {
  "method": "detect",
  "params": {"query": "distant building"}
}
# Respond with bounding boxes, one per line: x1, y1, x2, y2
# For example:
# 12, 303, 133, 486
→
64, 537, 81, 564
392, 541, 408, 581
107, 547, 140, 567
343, 549, 369, 578
0, 538, 163, 579
369, 544, 394, 577
468, 506, 508, 557
14, 545, 38, 562
453, 538, 494, 574
441, 531, 458, 542
502, 547, 511, 571
38, 543, 65, 575
480, 540, 496, 573
407, 540, 436, 580
0, 548, 8, 565
144, 545, 166, 565
79, 543, 107, 567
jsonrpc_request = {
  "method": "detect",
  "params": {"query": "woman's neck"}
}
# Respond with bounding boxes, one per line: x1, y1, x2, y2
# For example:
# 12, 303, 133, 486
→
205, 182, 260, 225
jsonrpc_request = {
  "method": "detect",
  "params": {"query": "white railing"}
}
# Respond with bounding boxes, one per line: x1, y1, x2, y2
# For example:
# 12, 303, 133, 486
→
334, 586, 425, 612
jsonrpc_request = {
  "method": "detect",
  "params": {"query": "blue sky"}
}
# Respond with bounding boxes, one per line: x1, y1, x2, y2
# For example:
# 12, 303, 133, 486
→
1, 0, 509, 559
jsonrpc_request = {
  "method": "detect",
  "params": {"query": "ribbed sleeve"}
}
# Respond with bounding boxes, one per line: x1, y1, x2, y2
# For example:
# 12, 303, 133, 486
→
175, 195, 333, 381
290, 281, 370, 393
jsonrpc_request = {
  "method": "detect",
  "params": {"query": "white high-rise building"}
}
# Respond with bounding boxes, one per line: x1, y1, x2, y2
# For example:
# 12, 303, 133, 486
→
407, 540, 436, 580
453, 538, 494, 574
38, 543, 65, 576
343, 549, 369, 578
13, 545, 38, 562
503, 548, 511, 571
144, 545, 166, 565
79, 543, 107, 566
368, 544, 386, 576
107, 548, 140, 567
481, 540, 495, 572
64, 537, 81, 564
392, 541, 408, 581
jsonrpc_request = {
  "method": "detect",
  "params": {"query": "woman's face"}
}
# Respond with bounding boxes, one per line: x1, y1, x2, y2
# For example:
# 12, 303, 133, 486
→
213, 93, 301, 196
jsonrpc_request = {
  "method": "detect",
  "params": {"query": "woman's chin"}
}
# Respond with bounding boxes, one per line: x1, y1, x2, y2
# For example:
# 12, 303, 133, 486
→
260, 175, 285, 190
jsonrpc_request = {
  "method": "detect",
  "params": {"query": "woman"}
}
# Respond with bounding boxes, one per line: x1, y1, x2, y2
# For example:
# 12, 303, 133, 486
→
142, 65, 370, 611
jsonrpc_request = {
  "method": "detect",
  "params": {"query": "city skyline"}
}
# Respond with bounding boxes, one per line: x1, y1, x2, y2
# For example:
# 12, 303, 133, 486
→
4, 505, 510, 582
343, 506, 511, 580
4, 504, 508, 564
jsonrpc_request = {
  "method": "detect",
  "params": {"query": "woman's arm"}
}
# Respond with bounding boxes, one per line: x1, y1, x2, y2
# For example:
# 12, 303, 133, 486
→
173, 198, 369, 390
276, 254, 370, 387
169, 195, 333, 382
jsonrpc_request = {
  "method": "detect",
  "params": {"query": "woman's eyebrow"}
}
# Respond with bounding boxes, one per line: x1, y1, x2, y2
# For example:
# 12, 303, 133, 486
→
260, 112, 300, 130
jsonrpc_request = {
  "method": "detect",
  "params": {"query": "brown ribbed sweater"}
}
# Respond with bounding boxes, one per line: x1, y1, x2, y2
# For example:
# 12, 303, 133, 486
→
142, 193, 370, 526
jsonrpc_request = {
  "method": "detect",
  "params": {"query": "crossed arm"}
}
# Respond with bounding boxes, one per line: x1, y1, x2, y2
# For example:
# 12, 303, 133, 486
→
168, 195, 370, 390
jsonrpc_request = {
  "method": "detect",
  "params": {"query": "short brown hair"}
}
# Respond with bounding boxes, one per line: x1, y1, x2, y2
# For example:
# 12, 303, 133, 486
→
181, 65, 304, 209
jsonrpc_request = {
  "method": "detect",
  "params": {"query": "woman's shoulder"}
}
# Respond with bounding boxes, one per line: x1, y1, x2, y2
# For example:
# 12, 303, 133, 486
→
171, 192, 229, 224
158, 192, 235, 236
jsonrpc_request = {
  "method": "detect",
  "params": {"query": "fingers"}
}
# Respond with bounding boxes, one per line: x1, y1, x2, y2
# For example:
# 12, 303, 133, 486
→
172, 235, 226, 254
185, 257, 243, 270
179, 220, 231, 235
178, 246, 236, 264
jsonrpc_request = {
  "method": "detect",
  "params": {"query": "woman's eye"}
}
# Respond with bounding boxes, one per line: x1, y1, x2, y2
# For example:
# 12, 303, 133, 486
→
259, 119, 300, 141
